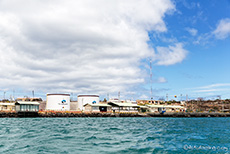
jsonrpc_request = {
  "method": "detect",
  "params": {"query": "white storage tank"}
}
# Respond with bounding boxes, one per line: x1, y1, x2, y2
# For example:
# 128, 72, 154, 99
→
77, 95, 99, 111
46, 94, 70, 111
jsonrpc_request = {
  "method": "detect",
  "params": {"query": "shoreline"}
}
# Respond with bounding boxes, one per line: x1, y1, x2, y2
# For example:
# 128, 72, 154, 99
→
0, 111, 230, 118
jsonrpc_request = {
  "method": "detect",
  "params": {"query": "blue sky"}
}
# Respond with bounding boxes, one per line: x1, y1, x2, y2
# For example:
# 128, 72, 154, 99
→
146, 0, 230, 100
0, 0, 229, 101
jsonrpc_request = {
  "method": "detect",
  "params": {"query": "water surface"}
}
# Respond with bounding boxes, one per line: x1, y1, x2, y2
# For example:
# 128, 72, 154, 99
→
0, 117, 230, 154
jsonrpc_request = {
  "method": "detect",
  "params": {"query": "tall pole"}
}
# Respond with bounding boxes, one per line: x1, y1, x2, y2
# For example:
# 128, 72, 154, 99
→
150, 59, 153, 102
32, 90, 34, 98
118, 91, 120, 103
3, 91, 6, 100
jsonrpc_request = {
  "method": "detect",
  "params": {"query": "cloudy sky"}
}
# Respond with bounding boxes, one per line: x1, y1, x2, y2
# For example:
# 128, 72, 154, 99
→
0, 0, 229, 101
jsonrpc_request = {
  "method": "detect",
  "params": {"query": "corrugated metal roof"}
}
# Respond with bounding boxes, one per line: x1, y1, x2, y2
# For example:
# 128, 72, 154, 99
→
17, 101, 40, 105
78, 95, 99, 97
109, 102, 140, 107
84, 103, 111, 107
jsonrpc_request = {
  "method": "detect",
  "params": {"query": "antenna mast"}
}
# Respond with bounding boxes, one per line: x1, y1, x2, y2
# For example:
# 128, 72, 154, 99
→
150, 59, 153, 101
118, 91, 120, 103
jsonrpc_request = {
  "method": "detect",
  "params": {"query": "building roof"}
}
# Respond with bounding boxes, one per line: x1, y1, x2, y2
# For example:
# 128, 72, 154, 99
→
84, 103, 111, 107
78, 95, 99, 97
108, 102, 140, 107
0, 103, 15, 106
16, 101, 40, 105
47, 94, 70, 96
16, 97, 42, 101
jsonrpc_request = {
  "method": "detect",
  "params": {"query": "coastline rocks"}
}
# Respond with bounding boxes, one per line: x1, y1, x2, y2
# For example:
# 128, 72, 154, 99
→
147, 112, 230, 117
0, 111, 230, 118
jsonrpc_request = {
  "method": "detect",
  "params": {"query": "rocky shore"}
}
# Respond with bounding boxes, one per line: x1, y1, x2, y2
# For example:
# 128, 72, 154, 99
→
1, 111, 230, 118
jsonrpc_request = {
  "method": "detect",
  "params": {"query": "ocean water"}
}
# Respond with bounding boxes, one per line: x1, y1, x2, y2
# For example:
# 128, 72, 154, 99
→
0, 118, 230, 154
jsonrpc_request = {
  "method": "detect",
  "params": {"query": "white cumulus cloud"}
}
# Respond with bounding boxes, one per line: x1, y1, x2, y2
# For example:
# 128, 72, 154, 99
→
155, 43, 188, 66
0, 0, 185, 98
186, 27, 198, 36
213, 18, 230, 39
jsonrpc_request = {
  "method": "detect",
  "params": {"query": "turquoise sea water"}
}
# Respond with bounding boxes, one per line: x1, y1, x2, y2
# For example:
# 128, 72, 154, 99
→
0, 118, 230, 154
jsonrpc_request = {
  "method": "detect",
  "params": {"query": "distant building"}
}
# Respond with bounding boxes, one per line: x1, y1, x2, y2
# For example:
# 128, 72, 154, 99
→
136, 100, 164, 105
0, 102, 15, 111
146, 104, 186, 113
84, 103, 112, 112
16, 97, 42, 102
108, 98, 137, 104
15, 101, 40, 112
77, 95, 99, 111
70, 101, 78, 111
108, 102, 140, 113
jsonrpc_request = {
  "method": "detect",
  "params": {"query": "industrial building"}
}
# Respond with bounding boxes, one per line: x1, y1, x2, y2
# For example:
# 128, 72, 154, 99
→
46, 94, 70, 111
108, 102, 140, 113
84, 103, 112, 112
146, 104, 186, 112
0, 102, 15, 111
136, 99, 165, 105
16, 97, 42, 102
77, 95, 99, 111
15, 101, 40, 112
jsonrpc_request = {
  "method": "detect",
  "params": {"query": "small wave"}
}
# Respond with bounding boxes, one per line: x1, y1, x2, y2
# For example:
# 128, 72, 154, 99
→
145, 136, 157, 141
84, 135, 97, 141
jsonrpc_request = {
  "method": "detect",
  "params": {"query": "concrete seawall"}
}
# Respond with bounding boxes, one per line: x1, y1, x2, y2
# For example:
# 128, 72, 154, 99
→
0, 111, 230, 118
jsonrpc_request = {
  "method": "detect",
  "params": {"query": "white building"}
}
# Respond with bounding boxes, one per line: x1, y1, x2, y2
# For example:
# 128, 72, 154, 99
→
84, 103, 112, 112
15, 101, 40, 112
46, 94, 70, 111
0, 102, 15, 111
77, 95, 99, 111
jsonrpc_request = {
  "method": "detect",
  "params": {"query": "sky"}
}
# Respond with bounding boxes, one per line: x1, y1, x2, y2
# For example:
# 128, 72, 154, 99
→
0, 0, 229, 101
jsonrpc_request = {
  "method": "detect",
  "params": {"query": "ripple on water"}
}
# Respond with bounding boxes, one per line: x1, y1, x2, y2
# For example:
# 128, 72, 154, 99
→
0, 118, 230, 153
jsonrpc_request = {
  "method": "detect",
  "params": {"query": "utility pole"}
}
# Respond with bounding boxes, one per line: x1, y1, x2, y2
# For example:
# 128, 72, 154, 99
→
150, 59, 153, 102
3, 91, 6, 100
118, 91, 120, 103
32, 90, 34, 98
166, 94, 168, 102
